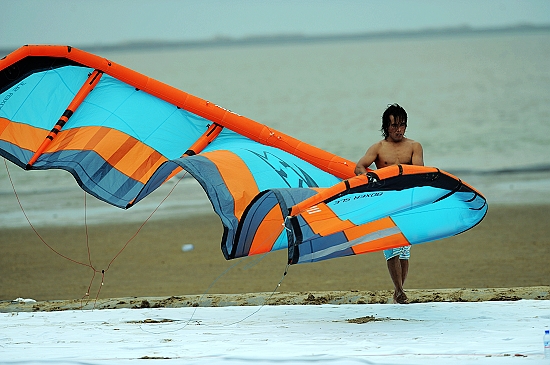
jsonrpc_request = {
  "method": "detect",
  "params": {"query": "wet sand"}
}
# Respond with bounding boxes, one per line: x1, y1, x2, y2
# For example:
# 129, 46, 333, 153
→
1, 204, 549, 303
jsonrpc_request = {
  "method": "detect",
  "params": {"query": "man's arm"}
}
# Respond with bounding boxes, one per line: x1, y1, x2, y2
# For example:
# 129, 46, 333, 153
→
354, 143, 379, 175
412, 142, 424, 166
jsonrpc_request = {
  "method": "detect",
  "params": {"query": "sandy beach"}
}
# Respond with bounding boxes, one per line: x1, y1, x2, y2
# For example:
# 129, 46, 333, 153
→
1, 204, 549, 304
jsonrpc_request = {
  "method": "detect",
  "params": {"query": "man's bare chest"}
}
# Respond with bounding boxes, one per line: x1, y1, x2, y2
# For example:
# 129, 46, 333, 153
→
377, 144, 414, 166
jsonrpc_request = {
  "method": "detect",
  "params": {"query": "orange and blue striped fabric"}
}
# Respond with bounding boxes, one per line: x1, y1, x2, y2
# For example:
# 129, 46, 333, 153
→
1, 46, 487, 265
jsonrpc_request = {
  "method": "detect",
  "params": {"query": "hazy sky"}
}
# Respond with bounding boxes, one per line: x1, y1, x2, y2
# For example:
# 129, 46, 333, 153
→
2, 0, 550, 51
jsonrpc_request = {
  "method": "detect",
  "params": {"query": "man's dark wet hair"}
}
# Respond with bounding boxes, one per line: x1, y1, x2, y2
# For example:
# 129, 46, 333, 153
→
381, 103, 407, 138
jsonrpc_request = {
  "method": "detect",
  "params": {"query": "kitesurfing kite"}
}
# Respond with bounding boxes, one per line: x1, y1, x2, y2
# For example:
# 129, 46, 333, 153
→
0, 45, 487, 265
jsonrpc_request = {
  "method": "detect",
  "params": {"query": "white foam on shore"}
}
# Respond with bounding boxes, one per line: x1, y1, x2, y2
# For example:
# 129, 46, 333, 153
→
1, 300, 549, 364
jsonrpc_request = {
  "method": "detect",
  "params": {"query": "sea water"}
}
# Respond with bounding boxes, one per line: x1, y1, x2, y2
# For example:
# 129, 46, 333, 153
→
1, 30, 549, 227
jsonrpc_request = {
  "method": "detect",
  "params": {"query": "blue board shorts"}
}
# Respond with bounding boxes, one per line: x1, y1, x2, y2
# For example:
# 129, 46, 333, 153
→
383, 246, 411, 261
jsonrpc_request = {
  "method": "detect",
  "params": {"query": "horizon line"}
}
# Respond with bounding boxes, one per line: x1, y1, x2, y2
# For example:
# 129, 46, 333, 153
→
2, 23, 550, 57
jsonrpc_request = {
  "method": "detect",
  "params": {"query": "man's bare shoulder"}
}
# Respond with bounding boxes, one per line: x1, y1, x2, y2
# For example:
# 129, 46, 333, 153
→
370, 140, 385, 148
407, 139, 424, 152
401, 137, 421, 145
393, 138, 423, 149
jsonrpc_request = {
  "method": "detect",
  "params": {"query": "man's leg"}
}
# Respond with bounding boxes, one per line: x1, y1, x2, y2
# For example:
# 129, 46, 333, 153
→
400, 258, 409, 285
386, 256, 409, 304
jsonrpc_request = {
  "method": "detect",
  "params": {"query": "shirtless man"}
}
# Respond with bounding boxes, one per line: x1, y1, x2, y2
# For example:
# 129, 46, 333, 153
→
354, 103, 424, 304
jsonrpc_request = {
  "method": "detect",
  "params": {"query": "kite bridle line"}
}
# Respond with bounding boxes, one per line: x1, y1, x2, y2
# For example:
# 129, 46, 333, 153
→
4, 159, 94, 268
138, 247, 291, 335
86, 169, 190, 307
7, 158, 292, 317
136, 217, 293, 335
4, 158, 188, 309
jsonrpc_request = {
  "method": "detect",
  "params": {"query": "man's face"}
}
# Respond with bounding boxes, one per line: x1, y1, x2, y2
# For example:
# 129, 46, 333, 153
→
388, 115, 407, 142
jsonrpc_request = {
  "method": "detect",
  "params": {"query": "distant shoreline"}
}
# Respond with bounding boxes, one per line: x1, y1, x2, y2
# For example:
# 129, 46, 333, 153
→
2, 24, 549, 57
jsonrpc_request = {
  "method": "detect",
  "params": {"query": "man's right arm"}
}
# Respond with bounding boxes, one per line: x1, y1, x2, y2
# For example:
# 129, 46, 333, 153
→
354, 143, 379, 175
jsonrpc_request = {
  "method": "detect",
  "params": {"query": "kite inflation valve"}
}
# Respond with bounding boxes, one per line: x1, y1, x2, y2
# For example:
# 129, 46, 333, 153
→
544, 329, 550, 359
